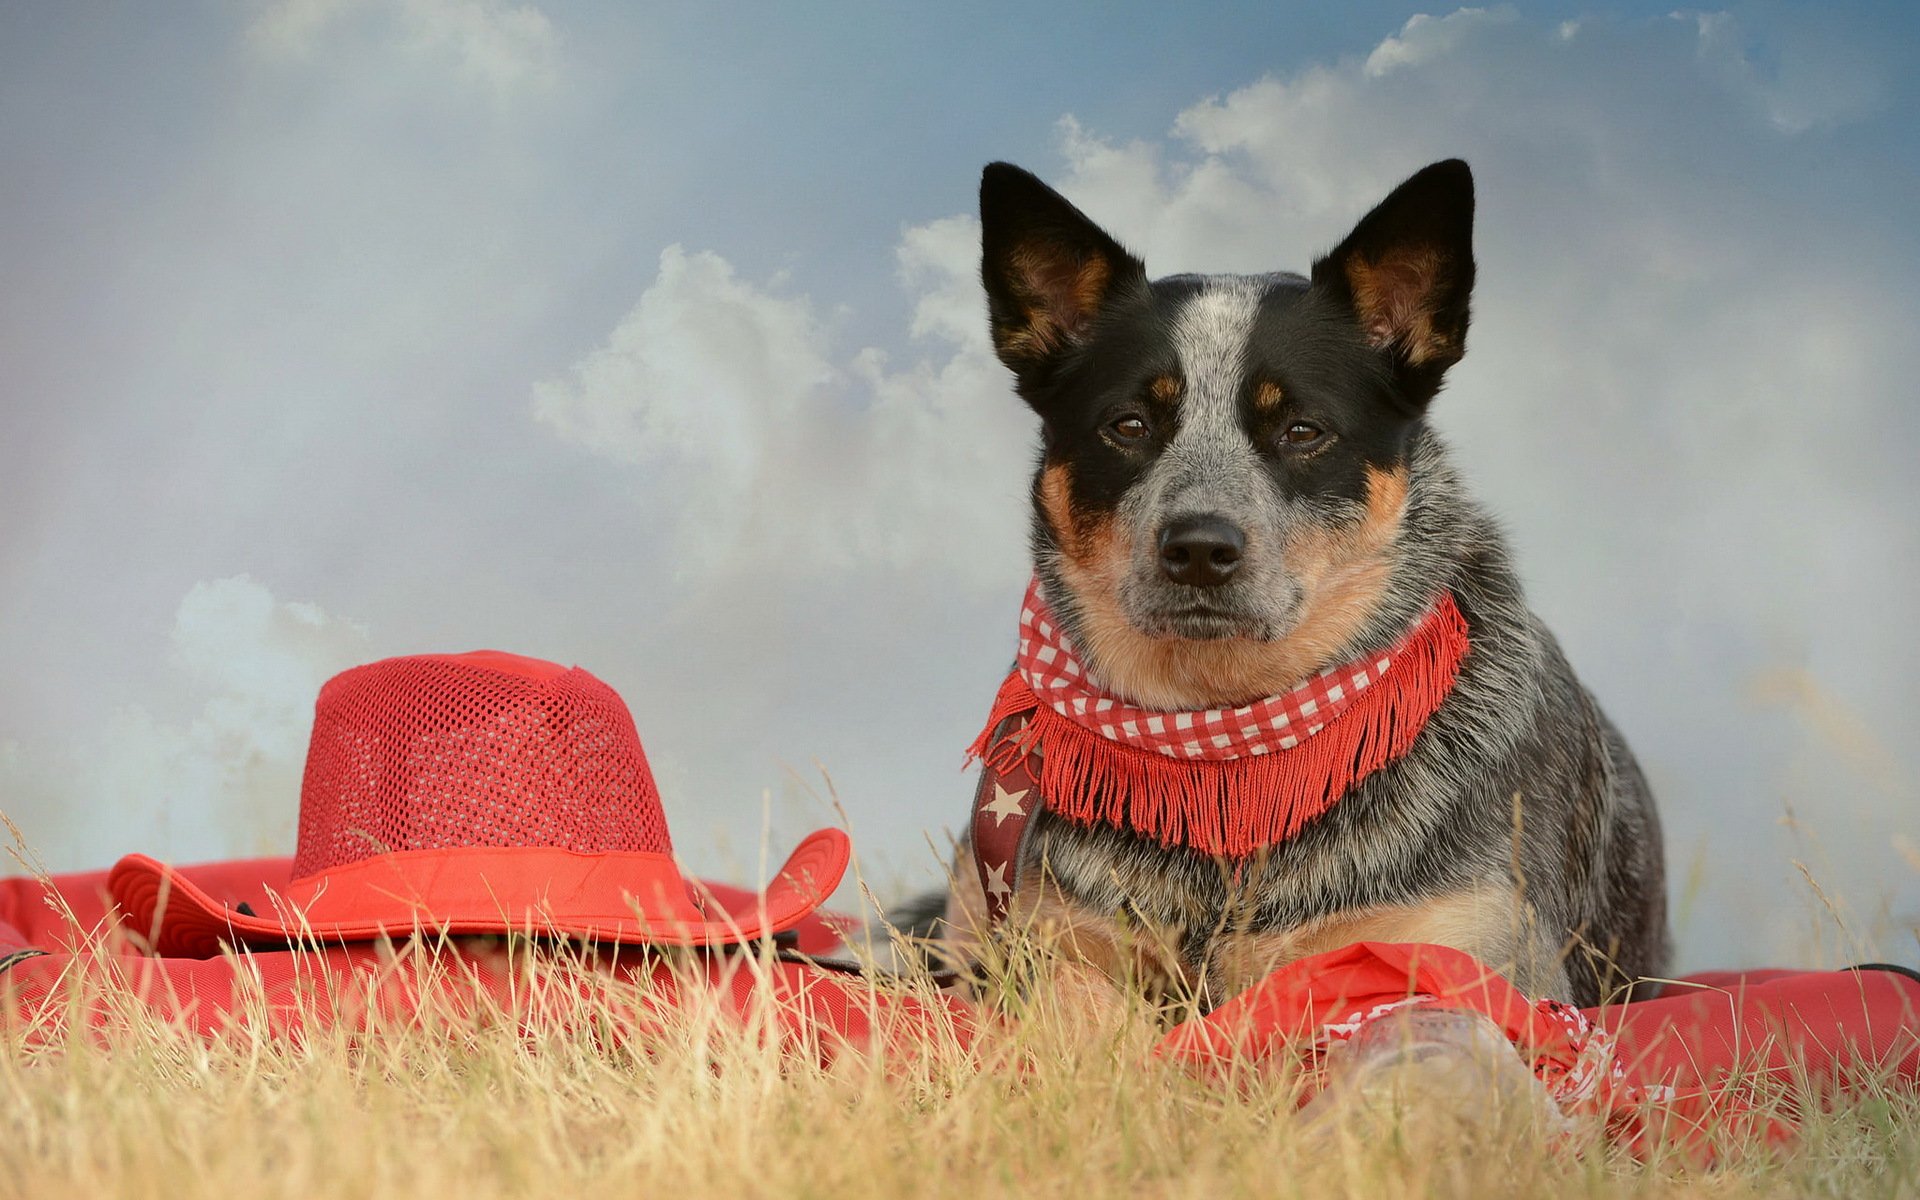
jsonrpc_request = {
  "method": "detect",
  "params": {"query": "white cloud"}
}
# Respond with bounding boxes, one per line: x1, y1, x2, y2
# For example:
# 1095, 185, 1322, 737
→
1365, 6, 1517, 77
245, 0, 559, 94
0, 578, 369, 870
898, 215, 987, 346
532, 239, 1031, 585
532, 246, 834, 474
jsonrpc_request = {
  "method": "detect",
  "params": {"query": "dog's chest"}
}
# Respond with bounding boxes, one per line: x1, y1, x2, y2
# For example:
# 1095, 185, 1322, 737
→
1018, 810, 1329, 1000
1017, 810, 1527, 1005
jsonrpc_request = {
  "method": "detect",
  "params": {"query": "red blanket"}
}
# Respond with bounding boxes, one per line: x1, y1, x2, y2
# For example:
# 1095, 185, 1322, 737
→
0, 857, 965, 1065
4, 857, 1915, 1160
1154, 939, 1919, 1159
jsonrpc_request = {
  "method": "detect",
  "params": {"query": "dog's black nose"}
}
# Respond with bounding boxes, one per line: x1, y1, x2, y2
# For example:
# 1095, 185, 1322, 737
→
1157, 516, 1245, 588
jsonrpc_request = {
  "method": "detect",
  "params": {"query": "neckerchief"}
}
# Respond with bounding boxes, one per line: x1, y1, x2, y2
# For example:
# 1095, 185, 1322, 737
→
967, 579, 1470, 921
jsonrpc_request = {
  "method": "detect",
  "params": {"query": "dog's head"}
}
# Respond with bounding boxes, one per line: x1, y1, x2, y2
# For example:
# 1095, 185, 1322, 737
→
981, 161, 1475, 708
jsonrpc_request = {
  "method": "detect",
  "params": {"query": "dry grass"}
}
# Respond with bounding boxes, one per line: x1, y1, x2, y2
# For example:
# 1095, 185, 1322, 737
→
3, 768, 1916, 1200
1, 928, 1916, 1200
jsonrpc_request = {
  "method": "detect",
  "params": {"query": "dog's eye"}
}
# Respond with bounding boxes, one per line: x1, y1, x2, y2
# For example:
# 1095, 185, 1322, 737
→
1110, 415, 1151, 441
1280, 422, 1324, 446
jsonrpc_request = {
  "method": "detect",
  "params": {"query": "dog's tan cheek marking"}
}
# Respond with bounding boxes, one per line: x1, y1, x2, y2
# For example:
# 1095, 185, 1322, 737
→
1041, 466, 1175, 709
1355, 463, 1408, 552
1038, 462, 1075, 550
1276, 463, 1408, 664
1346, 250, 1451, 366
1041, 461, 1133, 607
1039, 463, 1112, 569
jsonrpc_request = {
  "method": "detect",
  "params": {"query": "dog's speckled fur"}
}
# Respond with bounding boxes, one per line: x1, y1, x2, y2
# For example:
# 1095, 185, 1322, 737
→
926, 160, 1668, 1011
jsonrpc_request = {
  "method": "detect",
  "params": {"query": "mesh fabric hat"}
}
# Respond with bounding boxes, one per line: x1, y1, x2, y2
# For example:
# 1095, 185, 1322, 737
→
108, 650, 850, 958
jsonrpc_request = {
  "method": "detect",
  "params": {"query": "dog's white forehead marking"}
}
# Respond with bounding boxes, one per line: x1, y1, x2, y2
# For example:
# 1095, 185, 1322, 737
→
1158, 278, 1266, 512
1171, 278, 1262, 398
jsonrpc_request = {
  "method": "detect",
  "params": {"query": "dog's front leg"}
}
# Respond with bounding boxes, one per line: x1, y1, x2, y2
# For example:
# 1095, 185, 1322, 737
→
941, 844, 1183, 1038
1207, 883, 1575, 1002
1002, 873, 1190, 1042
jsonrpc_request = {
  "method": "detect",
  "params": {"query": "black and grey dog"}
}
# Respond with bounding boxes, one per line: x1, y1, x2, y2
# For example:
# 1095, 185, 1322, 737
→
925, 160, 1667, 1011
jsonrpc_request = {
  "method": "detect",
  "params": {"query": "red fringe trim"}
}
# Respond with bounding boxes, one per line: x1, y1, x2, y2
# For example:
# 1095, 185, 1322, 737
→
966, 595, 1472, 858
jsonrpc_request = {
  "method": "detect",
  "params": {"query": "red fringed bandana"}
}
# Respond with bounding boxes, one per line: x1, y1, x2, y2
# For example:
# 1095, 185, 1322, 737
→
967, 579, 1471, 921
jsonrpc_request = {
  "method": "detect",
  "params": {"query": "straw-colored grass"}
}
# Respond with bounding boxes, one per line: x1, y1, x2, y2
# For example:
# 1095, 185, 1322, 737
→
1, 919, 1916, 1200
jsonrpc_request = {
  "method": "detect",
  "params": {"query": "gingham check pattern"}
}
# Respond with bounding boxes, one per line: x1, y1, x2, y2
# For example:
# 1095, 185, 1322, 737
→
1016, 579, 1423, 761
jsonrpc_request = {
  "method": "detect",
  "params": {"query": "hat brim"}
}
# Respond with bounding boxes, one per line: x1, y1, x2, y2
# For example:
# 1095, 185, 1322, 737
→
107, 830, 850, 959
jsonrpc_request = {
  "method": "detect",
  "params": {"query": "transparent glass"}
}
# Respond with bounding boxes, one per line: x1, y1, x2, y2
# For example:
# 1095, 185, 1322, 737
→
1297, 1006, 1573, 1140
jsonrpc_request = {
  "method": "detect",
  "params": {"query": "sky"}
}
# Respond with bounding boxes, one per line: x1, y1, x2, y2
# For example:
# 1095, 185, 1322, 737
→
1, 1, 1916, 971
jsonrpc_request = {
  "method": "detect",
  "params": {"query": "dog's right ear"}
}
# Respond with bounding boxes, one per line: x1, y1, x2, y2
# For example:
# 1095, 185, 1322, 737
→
1310, 160, 1475, 409
980, 163, 1146, 384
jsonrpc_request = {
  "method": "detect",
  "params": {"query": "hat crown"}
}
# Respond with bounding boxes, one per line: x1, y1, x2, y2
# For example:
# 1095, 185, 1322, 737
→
292, 652, 670, 879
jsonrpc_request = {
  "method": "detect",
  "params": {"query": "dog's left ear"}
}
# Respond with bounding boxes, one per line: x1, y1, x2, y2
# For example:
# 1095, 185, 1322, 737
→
1311, 159, 1475, 408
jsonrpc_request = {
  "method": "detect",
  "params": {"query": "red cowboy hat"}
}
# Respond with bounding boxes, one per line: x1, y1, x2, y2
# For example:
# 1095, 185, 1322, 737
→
108, 650, 850, 958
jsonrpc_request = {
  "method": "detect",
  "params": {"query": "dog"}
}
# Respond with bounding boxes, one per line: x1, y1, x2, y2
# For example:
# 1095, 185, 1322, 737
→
922, 159, 1668, 1013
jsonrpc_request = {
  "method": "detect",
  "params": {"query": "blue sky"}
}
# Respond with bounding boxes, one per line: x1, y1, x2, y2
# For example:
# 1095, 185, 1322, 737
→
2, 2, 1917, 970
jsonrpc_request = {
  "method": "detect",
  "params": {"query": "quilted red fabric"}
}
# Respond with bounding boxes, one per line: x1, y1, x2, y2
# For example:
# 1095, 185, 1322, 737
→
0, 859, 960, 1066
1153, 940, 1920, 1161
5, 859, 1916, 1164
